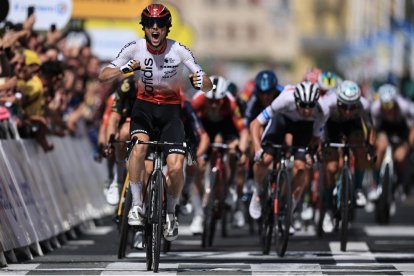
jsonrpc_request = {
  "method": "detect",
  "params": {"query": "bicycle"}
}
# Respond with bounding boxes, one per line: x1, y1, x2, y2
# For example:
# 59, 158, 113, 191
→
201, 142, 234, 248
260, 142, 297, 257
105, 135, 135, 259
128, 136, 191, 272
375, 135, 399, 225
323, 142, 365, 252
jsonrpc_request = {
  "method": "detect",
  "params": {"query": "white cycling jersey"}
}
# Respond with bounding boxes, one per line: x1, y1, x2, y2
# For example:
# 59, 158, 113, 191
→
257, 85, 329, 138
108, 38, 203, 105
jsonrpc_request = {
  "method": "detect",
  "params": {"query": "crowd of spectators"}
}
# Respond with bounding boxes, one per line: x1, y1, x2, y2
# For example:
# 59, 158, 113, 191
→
0, 14, 117, 154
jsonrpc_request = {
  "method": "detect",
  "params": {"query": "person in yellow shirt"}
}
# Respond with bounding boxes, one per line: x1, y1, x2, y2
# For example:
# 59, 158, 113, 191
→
16, 49, 53, 151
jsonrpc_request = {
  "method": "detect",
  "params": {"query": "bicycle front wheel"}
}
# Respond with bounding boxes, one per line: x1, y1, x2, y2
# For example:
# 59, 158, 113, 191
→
275, 169, 291, 257
202, 169, 218, 248
340, 168, 351, 252
261, 174, 274, 255
150, 170, 164, 272
117, 186, 132, 259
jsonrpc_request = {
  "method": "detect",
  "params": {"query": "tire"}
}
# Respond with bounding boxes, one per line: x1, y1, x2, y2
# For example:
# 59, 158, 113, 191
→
376, 164, 391, 224
340, 168, 351, 252
151, 170, 164, 272
145, 176, 153, 271
202, 170, 218, 248
261, 174, 274, 255
275, 169, 291, 257
117, 186, 132, 259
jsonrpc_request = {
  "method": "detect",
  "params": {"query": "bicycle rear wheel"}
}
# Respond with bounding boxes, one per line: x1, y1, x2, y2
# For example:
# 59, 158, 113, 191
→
150, 170, 164, 272
275, 169, 291, 257
117, 186, 132, 259
202, 170, 218, 248
340, 168, 351, 252
261, 174, 274, 255
376, 164, 391, 224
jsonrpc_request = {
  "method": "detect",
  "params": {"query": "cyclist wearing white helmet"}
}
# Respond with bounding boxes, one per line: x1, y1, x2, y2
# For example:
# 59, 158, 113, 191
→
320, 80, 375, 232
249, 81, 330, 230
191, 75, 250, 230
371, 83, 414, 200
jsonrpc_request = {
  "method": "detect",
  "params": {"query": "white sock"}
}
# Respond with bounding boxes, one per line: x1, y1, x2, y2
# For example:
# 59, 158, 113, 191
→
130, 181, 143, 207
191, 189, 203, 217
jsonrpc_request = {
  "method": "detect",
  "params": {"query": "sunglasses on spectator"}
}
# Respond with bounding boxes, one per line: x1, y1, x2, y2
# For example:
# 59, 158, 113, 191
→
296, 101, 316, 109
143, 18, 169, 28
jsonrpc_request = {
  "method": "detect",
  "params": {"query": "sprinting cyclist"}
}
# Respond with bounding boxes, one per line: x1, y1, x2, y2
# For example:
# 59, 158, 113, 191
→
320, 80, 375, 232
191, 75, 249, 229
98, 4, 213, 241
249, 81, 329, 234
370, 84, 414, 206
105, 74, 137, 205
244, 70, 282, 128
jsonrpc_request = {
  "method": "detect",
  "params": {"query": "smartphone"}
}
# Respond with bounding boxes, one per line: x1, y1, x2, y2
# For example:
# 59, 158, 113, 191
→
27, 6, 34, 18
50, 24, 56, 32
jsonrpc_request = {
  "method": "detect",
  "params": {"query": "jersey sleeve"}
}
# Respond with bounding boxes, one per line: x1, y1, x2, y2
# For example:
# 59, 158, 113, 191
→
191, 91, 206, 113
176, 42, 203, 74
256, 88, 293, 125
107, 41, 138, 68
229, 98, 246, 133
183, 101, 205, 135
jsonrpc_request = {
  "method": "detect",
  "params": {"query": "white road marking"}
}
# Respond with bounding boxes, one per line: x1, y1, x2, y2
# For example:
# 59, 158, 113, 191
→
67, 240, 95, 245
329, 242, 376, 262
83, 226, 114, 235
364, 226, 414, 237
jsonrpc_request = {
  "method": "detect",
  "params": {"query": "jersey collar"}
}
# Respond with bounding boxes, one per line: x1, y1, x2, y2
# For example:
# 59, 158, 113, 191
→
146, 40, 167, 55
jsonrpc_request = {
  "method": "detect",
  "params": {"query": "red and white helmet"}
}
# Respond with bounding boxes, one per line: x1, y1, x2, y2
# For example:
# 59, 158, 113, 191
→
140, 4, 172, 28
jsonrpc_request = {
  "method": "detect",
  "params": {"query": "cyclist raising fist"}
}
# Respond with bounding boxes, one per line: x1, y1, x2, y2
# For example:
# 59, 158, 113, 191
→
98, 4, 212, 242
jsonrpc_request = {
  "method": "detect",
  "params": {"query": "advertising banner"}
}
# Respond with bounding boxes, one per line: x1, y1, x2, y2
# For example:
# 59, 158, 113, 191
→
6, 0, 72, 31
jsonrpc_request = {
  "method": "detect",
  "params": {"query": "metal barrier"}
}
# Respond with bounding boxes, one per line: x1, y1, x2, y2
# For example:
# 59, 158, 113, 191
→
0, 136, 110, 267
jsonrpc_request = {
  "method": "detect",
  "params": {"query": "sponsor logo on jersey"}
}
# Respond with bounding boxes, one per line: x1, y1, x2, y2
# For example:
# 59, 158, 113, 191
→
116, 41, 136, 59
142, 58, 154, 95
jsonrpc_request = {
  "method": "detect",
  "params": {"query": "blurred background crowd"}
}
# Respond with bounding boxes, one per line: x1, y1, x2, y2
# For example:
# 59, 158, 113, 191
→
1, 0, 414, 156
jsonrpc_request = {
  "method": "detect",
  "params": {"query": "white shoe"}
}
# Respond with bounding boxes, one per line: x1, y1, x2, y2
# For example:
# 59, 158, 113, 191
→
133, 231, 144, 249
301, 204, 314, 221
322, 211, 334, 233
232, 210, 245, 228
163, 213, 178, 241
249, 189, 262, 219
190, 215, 203, 235
180, 203, 193, 216
128, 205, 145, 226
355, 190, 367, 207
106, 182, 120, 205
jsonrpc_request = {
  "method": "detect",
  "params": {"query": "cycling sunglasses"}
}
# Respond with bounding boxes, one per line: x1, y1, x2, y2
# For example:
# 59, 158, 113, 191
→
337, 102, 359, 111
296, 101, 316, 109
142, 18, 169, 28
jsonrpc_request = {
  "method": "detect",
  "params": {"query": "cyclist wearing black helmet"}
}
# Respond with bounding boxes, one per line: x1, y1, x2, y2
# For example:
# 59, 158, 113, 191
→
244, 70, 283, 128
98, 3, 213, 242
